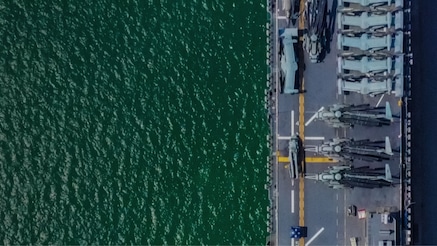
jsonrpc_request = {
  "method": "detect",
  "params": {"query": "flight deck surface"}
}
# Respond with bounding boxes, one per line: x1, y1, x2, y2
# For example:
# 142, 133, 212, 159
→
266, 0, 411, 245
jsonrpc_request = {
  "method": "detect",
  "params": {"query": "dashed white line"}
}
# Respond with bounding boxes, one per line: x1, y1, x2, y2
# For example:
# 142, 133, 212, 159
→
344, 190, 347, 246
291, 190, 295, 213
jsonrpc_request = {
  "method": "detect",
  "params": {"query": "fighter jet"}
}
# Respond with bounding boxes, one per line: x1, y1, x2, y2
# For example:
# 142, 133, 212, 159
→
306, 164, 394, 189
303, 0, 328, 63
317, 136, 394, 162
316, 101, 393, 128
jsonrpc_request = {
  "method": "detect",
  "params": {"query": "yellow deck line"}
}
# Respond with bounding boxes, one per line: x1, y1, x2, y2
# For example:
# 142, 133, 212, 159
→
299, 82, 305, 245
278, 156, 338, 163
305, 157, 338, 163
298, 0, 306, 244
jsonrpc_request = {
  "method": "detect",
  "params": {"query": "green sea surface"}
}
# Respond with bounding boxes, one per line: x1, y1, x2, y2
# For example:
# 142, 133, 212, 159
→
0, 0, 269, 244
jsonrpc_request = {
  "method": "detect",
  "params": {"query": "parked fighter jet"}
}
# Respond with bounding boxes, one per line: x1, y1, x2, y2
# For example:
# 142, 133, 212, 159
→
338, 78, 391, 96
303, 0, 328, 62
338, 56, 393, 74
316, 101, 393, 128
338, 48, 401, 59
316, 136, 394, 162
338, 0, 401, 7
337, 12, 398, 30
337, 2, 402, 14
306, 164, 394, 189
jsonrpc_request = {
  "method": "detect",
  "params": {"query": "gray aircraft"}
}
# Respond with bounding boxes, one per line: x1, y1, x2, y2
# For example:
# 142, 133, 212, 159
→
316, 101, 393, 128
279, 28, 300, 94
315, 136, 393, 162
337, 2, 402, 14
338, 0, 401, 7
288, 134, 303, 179
303, 0, 328, 63
306, 164, 394, 189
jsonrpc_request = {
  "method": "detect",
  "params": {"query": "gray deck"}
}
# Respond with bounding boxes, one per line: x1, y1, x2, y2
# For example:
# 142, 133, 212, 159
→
266, 0, 410, 245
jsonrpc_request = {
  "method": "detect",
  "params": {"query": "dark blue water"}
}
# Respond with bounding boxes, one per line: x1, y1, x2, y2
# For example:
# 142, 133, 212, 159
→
410, 0, 437, 244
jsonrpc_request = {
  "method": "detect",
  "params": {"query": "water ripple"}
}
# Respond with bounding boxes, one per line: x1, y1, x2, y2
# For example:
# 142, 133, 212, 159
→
0, 0, 268, 244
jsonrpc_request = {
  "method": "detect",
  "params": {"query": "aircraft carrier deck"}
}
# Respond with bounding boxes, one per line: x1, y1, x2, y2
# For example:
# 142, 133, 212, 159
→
265, 0, 414, 245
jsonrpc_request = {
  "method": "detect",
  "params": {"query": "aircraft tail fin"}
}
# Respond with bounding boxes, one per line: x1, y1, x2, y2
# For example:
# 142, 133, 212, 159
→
385, 164, 392, 182
385, 136, 393, 155
385, 101, 393, 121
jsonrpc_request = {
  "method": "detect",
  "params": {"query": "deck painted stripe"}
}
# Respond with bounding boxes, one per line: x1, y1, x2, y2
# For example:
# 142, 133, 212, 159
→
305, 107, 324, 126
298, 0, 306, 245
376, 94, 385, 107
305, 227, 325, 246
278, 156, 337, 163
304, 136, 325, 140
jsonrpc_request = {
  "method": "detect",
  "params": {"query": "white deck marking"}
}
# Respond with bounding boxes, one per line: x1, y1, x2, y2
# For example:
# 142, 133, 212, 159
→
305, 107, 324, 126
305, 227, 325, 246
344, 190, 347, 245
291, 110, 295, 136
376, 94, 385, 107
291, 190, 295, 213
278, 136, 292, 140
304, 136, 325, 141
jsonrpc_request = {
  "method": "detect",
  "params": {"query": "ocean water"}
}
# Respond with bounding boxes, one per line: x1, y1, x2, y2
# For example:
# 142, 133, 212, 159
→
410, 0, 437, 244
0, 0, 269, 244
